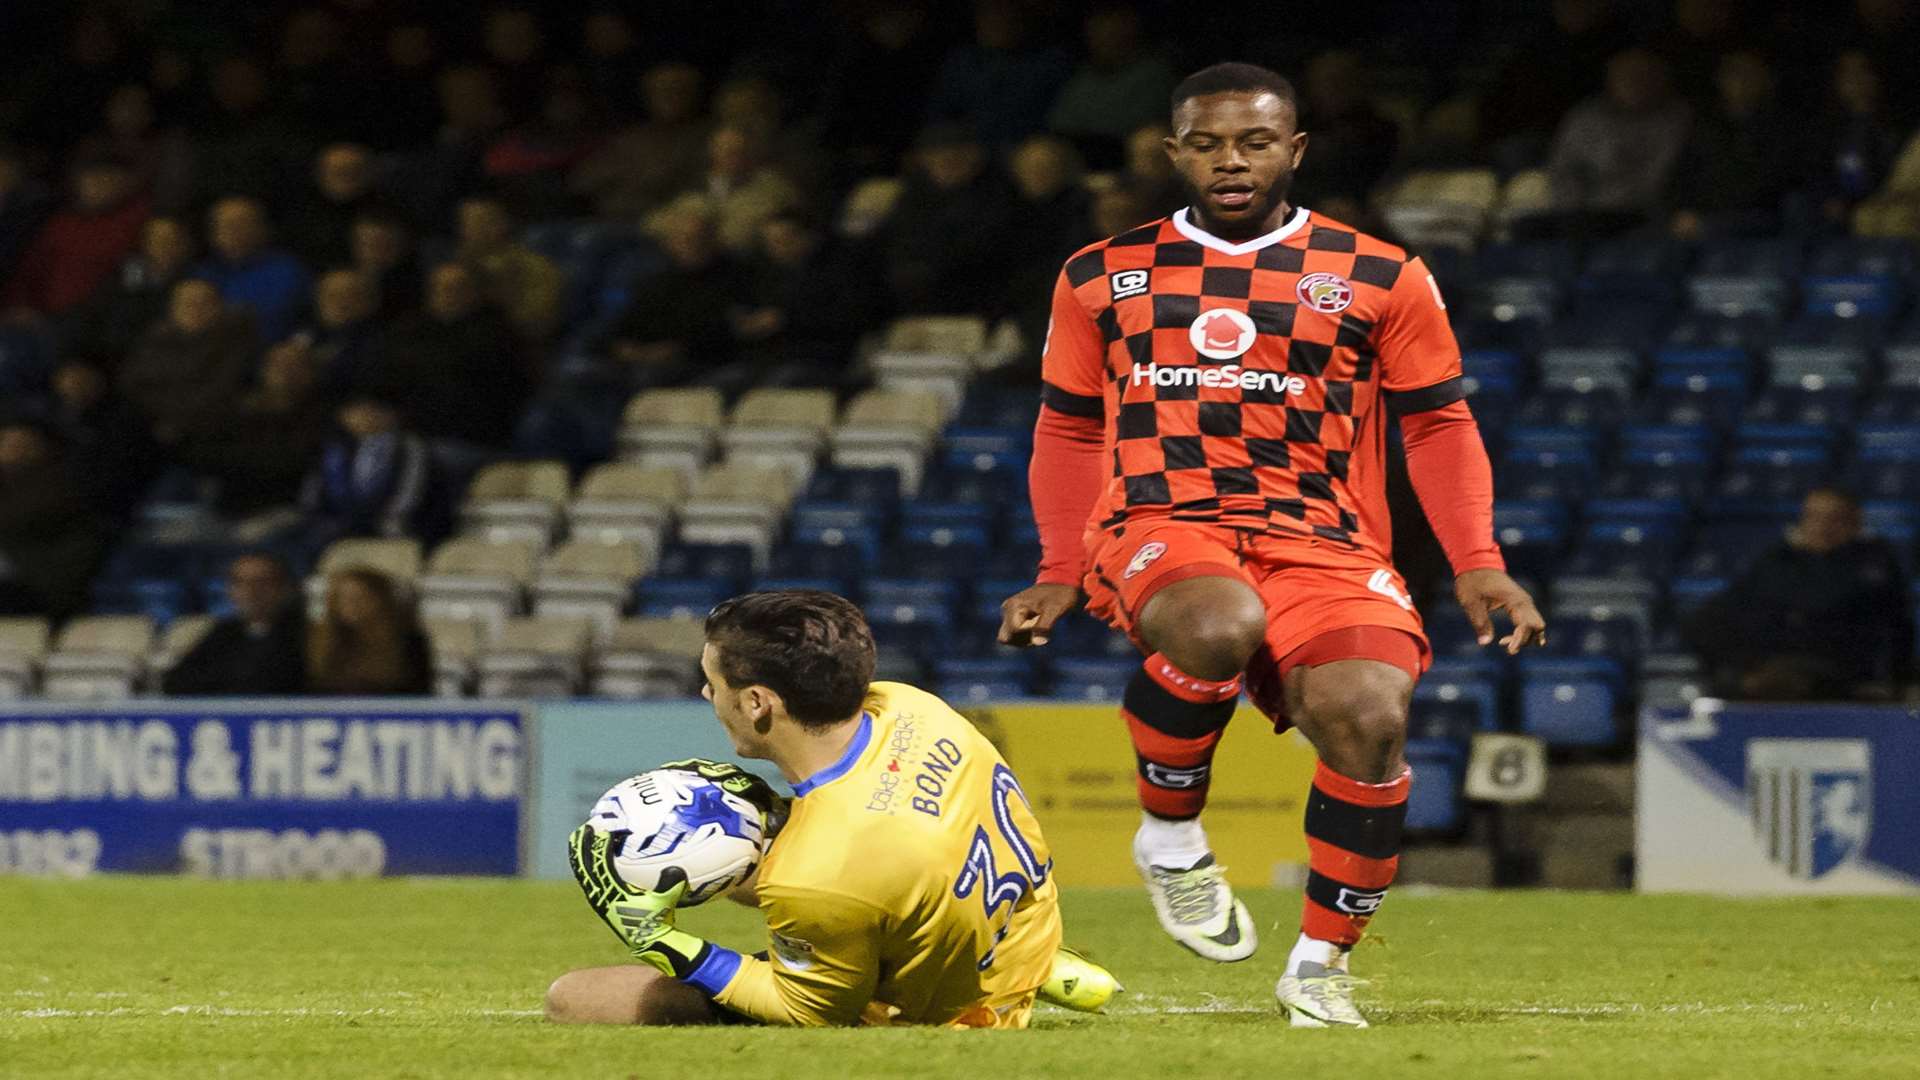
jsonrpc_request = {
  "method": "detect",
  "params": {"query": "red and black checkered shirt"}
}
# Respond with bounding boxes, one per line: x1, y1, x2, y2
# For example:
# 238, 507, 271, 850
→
1040, 207, 1466, 550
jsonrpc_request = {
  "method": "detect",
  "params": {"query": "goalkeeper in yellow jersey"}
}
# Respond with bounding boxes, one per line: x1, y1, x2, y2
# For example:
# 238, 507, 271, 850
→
546, 590, 1118, 1028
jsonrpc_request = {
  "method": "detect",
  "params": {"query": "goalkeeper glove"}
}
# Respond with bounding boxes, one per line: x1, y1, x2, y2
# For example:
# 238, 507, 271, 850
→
567, 823, 710, 978
653, 758, 792, 843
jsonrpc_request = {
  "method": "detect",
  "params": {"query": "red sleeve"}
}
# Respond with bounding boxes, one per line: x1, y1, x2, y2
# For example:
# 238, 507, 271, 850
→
1400, 401, 1506, 576
1375, 255, 1466, 407
1031, 268, 1109, 586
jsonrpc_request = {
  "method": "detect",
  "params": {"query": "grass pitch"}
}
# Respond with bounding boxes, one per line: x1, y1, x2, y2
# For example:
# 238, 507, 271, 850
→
3, 880, 1917, 1079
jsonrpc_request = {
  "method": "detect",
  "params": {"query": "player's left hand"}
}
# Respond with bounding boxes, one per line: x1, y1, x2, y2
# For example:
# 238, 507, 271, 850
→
567, 823, 706, 977
1453, 569, 1547, 655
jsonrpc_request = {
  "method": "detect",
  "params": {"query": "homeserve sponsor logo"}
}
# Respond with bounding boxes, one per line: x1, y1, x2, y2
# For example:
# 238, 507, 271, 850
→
1130, 362, 1306, 396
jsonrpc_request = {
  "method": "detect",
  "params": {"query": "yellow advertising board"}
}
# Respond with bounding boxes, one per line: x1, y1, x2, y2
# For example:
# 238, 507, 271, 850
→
964, 703, 1318, 888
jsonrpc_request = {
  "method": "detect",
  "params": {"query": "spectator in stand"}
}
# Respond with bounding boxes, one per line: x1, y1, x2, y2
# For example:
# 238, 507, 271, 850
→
1669, 52, 1797, 239
0, 145, 54, 278
818, 2, 943, 182
350, 208, 423, 317
73, 84, 194, 213
118, 279, 259, 452
388, 65, 503, 230
303, 396, 437, 541
1546, 48, 1692, 237
884, 123, 1018, 315
1812, 52, 1904, 224
61, 214, 195, 369
1, 155, 150, 318
455, 195, 565, 341
604, 203, 751, 389
306, 567, 432, 696
1654, 0, 1759, 106
481, 7, 549, 125
1090, 185, 1154, 242
572, 62, 708, 219
175, 340, 330, 514
735, 208, 877, 386
358, 22, 444, 150
1482, 0, 1636, 171
286, 143, 380, 268
362, 261, 527, 447
276, 6, 355, 139
46, 360, 155, 521
483, 71, 606, 220
651, 126, 800, 255
194, 55, 307, 204
580, 9, 648, 120
1003, 136, 1091, 348
195, 195, 312, 342
925, 0, 1070, 149
711, 76, 826, 206
1047, 6, 1177, 169
0, 419, 106, 619
1120, 123, 1182, 216
285, 268, 383, 401
1291, 50, 1400, 223
161, 552, 307, 696
1685, 488, 1913, 701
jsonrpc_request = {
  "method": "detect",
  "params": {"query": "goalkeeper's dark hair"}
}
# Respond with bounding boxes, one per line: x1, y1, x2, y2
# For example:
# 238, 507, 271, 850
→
705, 590, 876, 729
1171, 62, 1299, 119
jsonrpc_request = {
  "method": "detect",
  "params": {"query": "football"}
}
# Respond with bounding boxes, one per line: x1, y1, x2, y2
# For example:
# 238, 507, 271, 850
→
586, 767, 770, 906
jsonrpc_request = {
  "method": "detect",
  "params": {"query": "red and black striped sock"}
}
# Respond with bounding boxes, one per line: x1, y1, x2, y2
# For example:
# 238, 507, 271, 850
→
1300, 761, 1411, 947
1122, 652, 1242, 821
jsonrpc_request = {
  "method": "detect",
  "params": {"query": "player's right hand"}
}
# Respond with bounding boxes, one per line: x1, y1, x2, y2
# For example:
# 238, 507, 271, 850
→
998, 583, 1084, 647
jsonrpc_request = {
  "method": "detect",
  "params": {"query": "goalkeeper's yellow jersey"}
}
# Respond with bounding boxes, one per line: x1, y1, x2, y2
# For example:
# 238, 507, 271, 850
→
708, 681, 1062, 1027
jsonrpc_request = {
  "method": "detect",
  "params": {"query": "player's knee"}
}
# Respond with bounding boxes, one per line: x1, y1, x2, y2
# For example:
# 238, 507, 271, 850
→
1141, 578, 1266, 679
545, 967, 681, 1026
544, 971, 597, 1024
1303, 666, 1411, 781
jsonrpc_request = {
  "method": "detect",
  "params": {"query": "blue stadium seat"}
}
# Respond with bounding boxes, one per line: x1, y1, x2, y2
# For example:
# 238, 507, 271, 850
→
803, 467, 902, 507
1546, 615, 1643, 666
1681, 520, 1782, 576
1462, 371, 1520, 431
921, 465, 1024, 506
942, 427, 1031, 476
897, 520, 992, 552
1047, 613, 1137, 659
1666, 574, 1728, 615
1652, 346, 1750, 377
1427, 654, 1509, 686
1050, 657, 1140, 701
1567, 520, 1678, 579
1862, 387, 1920, 424
1493, 520, 1569, 581
877, 541, 984, 580
966, 578, 1033, 624
1461, 348, 1524, 386
791, 499, 890, 533
651, 543, 755, 584
1599, 447, 1711, 501
935, 658, 1035, 703
1614, 424, 1716, 456
1410, 676, 1498, 735
1584, 233, 1687, 277
1640, 368, 1749, 428
1582, 497, 1690, 529
865, 578, 960, 614
1520, 654, 1625, 689
1500, 446, 1596, 501
1540, 306, 1666, 350
91, 578, 191, 626
1775, 313, 1891, 348
897, 500, 997, 533
789, 517, 883, 563
1847, 458, 1920, 500
1514, 388, 1629, 429
1854, 423, 1920, 459
1520, 679, 1617, 747
1493, 499, 1570, 531
769, 541, 868, 581
1468, 276, 1561, 325
1743, 385, 1857, 426
1730, 421, 1835, 453
1404, 739, 1468, 832
955, 385, 1039, 429
632, 577, 730, 619
1808, 236, 1916, 278
1801, 275, 1907, 321
751, 575, 854, 598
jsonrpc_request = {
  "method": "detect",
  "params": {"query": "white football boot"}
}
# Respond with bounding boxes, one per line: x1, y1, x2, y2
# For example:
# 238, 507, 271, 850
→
1275, 943, 1369, 1028
1133, 833, 1257, 962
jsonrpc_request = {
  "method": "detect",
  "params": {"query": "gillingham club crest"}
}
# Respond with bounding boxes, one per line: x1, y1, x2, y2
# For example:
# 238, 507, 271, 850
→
1746, 738, 1872, 880
1297, 271, 1354, 314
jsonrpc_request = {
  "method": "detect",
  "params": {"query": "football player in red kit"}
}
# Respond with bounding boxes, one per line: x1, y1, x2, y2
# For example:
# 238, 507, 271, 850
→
999, 62, 1545, 1027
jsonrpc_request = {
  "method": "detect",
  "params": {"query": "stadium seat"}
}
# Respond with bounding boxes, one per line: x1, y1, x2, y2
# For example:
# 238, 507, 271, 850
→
1666, 574, 1728, 616
477, 616, 592, 698
1519, 678, 1617, 747
1808, 236, 1916, 278
830, 389, 947, 495
1800, 275, 1906, 321
1694, 236, 1802, 277
304, 538, 424, 616
422, 617, 482, 698
1599, 446, 1711, 501
1493, 520, 1568, 582
787, 518, 883, 564
1640, 673, 1710, 711
934, 657, 1035, 705
1403, 739, 1468, 833
417, 538, 541, 635
1410, 675, 1498, 736
566, 463, 680, 560
533, 539, 647, 638
617, 387, 725, 478
630, 577, 732, 620
677, 462, 797, 565
1378, 168, 1498, 250
1566, 520, 1678, 579
1663, 312, 1779, 352
1685, 274, 1789, 319
0, 617, 51, 699
885, 314, 989, 355
147, 614, 215, 687
1050, 657, 1140, 701
941, 426, 1031, 477
1682, 520, 1782, 577
41, 616, 154, 701
719, 388, 837, 484
1744, 382, 1858, 426
459, 460, 570, 546
1491, 168, 1552, 232
592, 616, 705, 698
1514, 387, 1629, 429
1468, 276, 1561, 326
1500, 445, 1596, 502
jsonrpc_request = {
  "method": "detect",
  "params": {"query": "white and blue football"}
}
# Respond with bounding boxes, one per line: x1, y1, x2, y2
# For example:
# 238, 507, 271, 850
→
587, 768, 768, 906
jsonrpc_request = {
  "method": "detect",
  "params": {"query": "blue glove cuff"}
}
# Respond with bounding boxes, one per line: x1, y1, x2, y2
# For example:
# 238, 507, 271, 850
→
683, 943, 742, 997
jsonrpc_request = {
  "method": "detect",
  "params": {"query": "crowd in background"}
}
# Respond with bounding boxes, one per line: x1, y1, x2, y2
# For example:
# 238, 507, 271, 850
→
2, 0, 1920, 694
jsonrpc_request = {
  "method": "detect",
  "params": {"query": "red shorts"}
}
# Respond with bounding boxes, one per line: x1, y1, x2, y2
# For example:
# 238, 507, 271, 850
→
1082, 520, 1430, 728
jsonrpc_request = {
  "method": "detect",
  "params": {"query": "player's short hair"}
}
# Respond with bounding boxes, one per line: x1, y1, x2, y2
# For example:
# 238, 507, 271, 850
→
1171, 62, 1299, 120
705, 590, 876, 729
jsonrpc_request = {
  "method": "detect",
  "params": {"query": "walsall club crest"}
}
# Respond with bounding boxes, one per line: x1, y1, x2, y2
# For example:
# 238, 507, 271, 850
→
1746, 738, 1871, 879
1297, 272, 1354, 314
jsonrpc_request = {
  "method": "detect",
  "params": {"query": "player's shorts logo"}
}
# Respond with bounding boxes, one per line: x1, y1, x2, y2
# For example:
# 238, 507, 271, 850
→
1297, 272, 1354, 314
1124, 541, 1168, 579
1110, 269, 1150, 300
1366, 569, 1415, 611
1189, 307, 1256, 359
